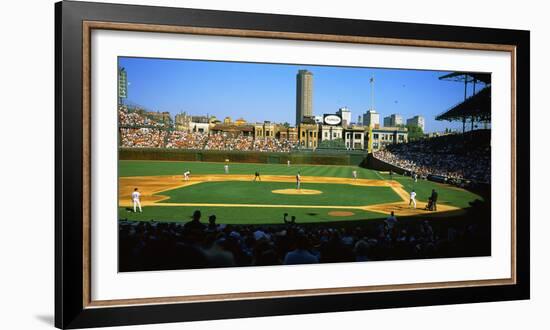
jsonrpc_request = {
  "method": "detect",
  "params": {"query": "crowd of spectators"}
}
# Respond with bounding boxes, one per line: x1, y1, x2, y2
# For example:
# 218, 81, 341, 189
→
118, 106, 301, 152
204, 134, 254, 151
118, 106, 166, 128
119, 127, 167, 148
122, 128, 299, 152
252, 138, 298, 152
119, 205, 489, 271
373, 130, 491, 183
165, 131, 209, 149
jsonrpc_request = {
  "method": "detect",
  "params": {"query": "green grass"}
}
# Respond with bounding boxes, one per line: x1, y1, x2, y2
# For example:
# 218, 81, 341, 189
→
118, 205, 384, 224
119, 160, 380, 179
159, 181, 402, 206
119, 160, 484, 223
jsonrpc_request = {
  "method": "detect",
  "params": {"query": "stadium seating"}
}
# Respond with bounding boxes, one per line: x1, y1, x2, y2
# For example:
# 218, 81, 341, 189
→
119, 203, 490, 271
373, 130, 490, 183
118, 106, 299, 152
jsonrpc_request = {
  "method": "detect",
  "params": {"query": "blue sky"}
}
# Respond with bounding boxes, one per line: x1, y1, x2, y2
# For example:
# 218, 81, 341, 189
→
119, 57, 487, 133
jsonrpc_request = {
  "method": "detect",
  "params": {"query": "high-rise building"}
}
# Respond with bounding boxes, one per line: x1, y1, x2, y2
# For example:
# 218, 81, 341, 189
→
363, 110, 380, 128
336, 107, 351, 127
406, 115, 425, 132
383, 114, 403, 127
296, 70, 313, 126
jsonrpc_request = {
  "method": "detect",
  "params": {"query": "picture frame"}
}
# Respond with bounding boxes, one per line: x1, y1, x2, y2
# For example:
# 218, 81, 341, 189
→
55, 0, 530, 328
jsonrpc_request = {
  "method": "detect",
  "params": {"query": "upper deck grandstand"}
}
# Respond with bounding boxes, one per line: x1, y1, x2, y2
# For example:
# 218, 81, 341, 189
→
372, 72, 491, 184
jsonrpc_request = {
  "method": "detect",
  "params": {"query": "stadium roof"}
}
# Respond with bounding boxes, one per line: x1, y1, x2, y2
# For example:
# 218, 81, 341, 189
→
436, 86, 491, 122
439, 72, 491, 84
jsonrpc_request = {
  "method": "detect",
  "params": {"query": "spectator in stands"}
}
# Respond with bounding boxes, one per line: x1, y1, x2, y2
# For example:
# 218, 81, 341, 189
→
283, 234, 319, 265
184, 210, 206, 232
354, 240, 370, 262
207, 215, 218, 232
385, 211, 398, 230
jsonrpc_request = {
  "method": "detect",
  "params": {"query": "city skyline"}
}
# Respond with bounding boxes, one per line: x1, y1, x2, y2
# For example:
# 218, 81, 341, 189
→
118, 57, 488, 133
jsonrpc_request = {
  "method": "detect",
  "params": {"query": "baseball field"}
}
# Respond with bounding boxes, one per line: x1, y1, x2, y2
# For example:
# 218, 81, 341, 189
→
118, 160, 483, 224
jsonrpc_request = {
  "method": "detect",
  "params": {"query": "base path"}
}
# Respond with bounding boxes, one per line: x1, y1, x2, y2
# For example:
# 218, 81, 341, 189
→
119, 174, 460, 217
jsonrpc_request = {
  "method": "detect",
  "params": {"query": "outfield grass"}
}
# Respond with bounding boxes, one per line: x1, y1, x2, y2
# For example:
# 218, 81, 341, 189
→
118, 205, 384, 224
119, 160, 381, 179
159, 181, 402, 206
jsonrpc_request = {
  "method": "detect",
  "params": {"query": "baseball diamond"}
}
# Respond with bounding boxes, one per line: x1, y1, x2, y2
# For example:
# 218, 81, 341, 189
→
118, 160, 479, 224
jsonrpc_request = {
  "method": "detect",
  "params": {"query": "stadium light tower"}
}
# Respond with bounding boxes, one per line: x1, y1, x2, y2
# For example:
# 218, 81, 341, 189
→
369, 75, 375, 111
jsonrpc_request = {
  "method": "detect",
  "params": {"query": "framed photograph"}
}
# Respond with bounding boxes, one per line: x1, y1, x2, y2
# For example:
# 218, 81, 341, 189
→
55, 1, 530, 328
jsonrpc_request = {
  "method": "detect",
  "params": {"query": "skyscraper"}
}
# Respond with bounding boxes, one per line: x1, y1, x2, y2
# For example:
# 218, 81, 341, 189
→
296, 70, 313, 126
383, 114, 403, 127
407, 115, 425, 132
337, 107, 351, 127
363, 110, 380, 128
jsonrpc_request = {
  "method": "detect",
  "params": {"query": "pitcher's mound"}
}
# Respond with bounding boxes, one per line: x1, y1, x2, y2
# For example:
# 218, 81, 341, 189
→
328, 211, 355, 217
272, 189, 322, 195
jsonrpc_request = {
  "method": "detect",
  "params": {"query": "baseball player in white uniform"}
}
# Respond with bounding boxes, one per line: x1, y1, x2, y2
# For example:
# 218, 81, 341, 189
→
296, 172, 301, 190
183, 170, 190, 181
352, 170, 357, 180
287, 160, 291, 167
224, 164, 229, 174
132, 188, 142, 213
409, 190, 417, 209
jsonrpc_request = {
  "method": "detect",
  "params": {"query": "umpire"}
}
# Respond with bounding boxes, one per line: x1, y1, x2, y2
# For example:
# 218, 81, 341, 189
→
430, 189, 438, 211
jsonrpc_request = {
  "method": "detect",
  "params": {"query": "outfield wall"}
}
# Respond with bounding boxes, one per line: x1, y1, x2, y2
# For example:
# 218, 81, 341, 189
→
119, 148, 367, 166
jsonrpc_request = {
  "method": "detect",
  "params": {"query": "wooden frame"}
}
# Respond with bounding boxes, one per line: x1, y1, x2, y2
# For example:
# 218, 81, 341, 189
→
56, 1, 530, 328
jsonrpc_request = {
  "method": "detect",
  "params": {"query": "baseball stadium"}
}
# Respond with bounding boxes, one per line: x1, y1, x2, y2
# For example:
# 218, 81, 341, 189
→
118, 60, 491, 271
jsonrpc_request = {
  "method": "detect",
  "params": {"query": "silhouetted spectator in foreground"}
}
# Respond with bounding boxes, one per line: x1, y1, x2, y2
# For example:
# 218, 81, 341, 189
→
283, 213, 289, 223
207, 215, 218, 231
354, 240, 370, 262
203, 240, 235, 267
284, 214, 296, 226
283, 234, 318, 265
184, 210, 206, 232
384, 211, 398, 230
